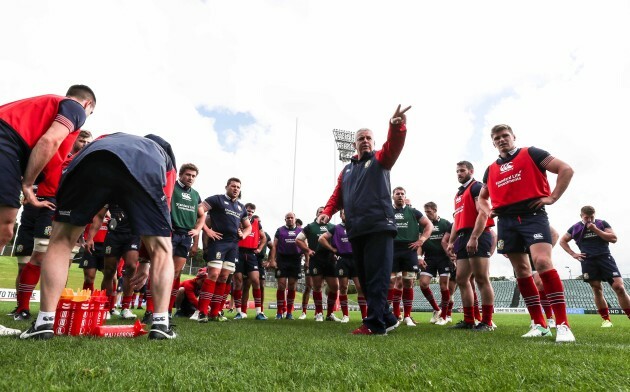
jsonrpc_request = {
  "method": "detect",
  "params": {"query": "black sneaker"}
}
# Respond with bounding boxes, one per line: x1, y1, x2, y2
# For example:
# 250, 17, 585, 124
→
449, 320, 475, 330
197, 312, 209, 323
19, 321, 54, 340
6, 306, 18, 316
148, 324, 177, 340
13, 309, 31, 321
472, 322, 495, 332
141, 311, 153, 324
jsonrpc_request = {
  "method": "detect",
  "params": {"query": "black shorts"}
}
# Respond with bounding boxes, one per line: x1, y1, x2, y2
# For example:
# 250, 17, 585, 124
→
204, 240, 239, 263
172, 232, 193, 258
454, 230, 493, 259
236, 249, 260, 274
0, 122, 28, 208
496, 213, 552, 254
79, 242, 106, 271
449, 262, 457, 280
581, 254, 622, 285
14, 203, 37, 257
104, 231, 141, 259
308, 251, 336, 277
55, 151, 172, 236
421, 255, 452, 277
336, 255, 357, 278
392, 244, 419, 274
275, 254, 301, 279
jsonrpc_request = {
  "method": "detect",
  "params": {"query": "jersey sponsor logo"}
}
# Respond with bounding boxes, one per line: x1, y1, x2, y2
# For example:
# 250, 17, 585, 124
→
237, 205, 242, 211
319, 226, 328, 231
499, 162, 514, 173
181, 192, 192, 201
533, 233, 543, 240
394, 213, 404, 220
613, 271, 619, 276
455, 196, 462, 203
223, 201, 229, 205
58, 210, 71, 216
131, 244, 138, 250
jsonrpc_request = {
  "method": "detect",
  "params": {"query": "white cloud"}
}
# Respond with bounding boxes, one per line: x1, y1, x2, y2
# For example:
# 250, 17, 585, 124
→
1, 0, 628, 278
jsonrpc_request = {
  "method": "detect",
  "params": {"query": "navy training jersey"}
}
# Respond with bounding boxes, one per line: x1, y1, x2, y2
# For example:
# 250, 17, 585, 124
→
203, 194, 247, 242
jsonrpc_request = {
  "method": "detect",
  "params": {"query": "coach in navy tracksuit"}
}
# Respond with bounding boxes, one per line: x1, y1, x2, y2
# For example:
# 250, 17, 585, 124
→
319, 105, 411, 335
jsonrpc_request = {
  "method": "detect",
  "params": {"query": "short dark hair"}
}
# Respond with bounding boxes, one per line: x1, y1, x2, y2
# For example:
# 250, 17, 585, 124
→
581, 205, 595, 215
457, 160, 474, 170
393, 186, 406, 194
226, 177, 241, 186
490, 124, 513, 137
179, 163, 199, 176
296, 218, 303, 226
245, 203, 256, 210
424, 201, 437, 211
78, 130, 92, 139
66, 85, 96, 104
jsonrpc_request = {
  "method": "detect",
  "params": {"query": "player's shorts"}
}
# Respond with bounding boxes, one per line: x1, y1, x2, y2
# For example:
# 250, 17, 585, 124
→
420, 255, 452, 277
275, 253, 301, 279
205, 240, 239, 266
79, 242, 106, 270
237, 248, 260, 274
104, 231, 141, 259
0, 121, 28, 208
172, 231, 193, 258
336, 255, 357, 278
13, 203, 37, 257
581, 253, 622, 285
496, 213, 552, 254
176, 295, 197, 317
454, 230, 493, 259
392, 243, 419, 275
54, 151, 172, 236
308, 251, 336, 277
449, 261, 457, 280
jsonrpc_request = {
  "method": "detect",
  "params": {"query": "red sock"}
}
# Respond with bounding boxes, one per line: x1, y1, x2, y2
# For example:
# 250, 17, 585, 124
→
168, 277, 180, 313
17, 262, 40, 311
440, 289, 450, 319
538, 269, 569, 327
598, 307, 610, 321
392, 288, 402, 318
253, 289, 262, 310
473, 291, 482, 322
517, 276, 546, 327
121, 295, 133, 310
198, 279, 216, 314
482, 304, 494, 325
463, 306, 475, 325
421, 287, 440, 312
287, 289, 296, 314
402, 288, 414, 318
209, 282, 226, 317
146, 279, 154, 312
108, 295, 117, 311
233, 289, 243, 312
313, 291, 323, 314
339, 294, 349, 316
358, 295, 367, 319
538, 290, 554, 319
221, 283, 231, 311
326, 291, 337, 316
276, 289, 285, 315
83, 281, 94, 292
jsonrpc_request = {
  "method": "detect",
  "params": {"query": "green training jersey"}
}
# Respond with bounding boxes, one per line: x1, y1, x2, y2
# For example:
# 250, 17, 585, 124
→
171, 182, 202, 231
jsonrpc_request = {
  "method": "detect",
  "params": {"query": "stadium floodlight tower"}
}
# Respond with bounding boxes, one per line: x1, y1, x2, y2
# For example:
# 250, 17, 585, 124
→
332, 129, 356, 163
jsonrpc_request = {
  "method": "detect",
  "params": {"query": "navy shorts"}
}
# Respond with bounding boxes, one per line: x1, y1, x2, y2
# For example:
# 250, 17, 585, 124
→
204, 240, 238, 263
257, 254, 266, 280
104, 231, 141, 259
236, 249, 259, 274
336, 255, 357, 278
421, 255, 452, 277
581, 253, 622, 285
308, 251, 336, 277
449, 261, 457, 280
54, 151, 172, 237
275, 254, 301, 279
172, 232, 193, 258
0, 121, 28, 208
14, 203, 37, 257
79, 242, 105, 270
392, 244, 419, 274
454, 230, 493, 259
496, 213, 552, 254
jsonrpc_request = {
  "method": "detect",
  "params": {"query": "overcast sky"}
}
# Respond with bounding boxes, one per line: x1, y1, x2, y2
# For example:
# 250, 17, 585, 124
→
2, 1, 628, 279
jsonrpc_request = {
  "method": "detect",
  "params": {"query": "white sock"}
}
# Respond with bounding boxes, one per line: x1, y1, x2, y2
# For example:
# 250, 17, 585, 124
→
255, 307, 261, 313
35, 311, 55, 328
152, 312, 169, 326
